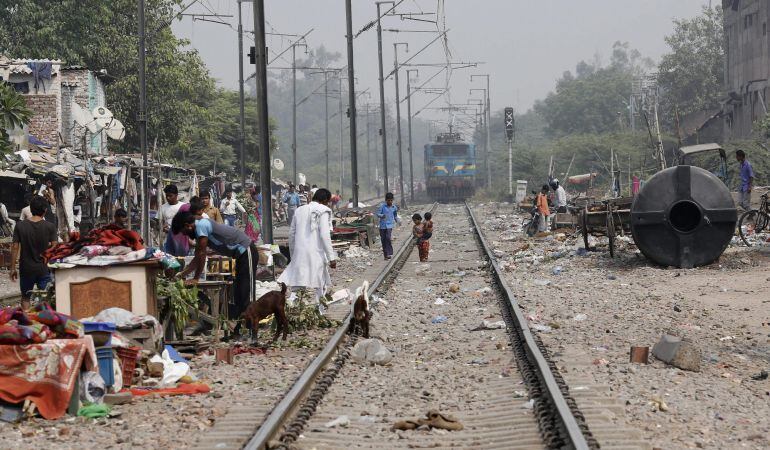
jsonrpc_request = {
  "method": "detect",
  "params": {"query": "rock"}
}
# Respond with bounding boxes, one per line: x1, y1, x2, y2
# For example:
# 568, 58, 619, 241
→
104, 392, 133, 406
652, 334, 701, 372
351, 339, 393, 365
324, 415, 350, 428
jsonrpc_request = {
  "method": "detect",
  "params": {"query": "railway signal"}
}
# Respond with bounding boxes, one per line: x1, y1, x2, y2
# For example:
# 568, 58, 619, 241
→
504, 107, 514, 196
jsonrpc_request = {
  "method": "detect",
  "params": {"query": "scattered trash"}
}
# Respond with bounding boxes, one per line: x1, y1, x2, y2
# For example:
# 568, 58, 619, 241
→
607, 274, 617, 280
652, 334, 701, 372
470, 320, 506, 331
513, 390, 527, 398
751, 370, 768, 381
592, 358, 609, 366
552, 266, 563, 275
77, 403, 112, 419
521, 399, 535, 409
673, 305, 682, 312
719, 336, 735, 341
575, 247, 589, 256
531, 324, 552, 332
572, 313, 587, 322
448, 284, 460, 293
324, 415, 350, 428
650, 396, 669, 412
431, 315, 448, 324
351, 339, 393, 365
415, 264, 431, 275
392, 410, 464, 432
476, 287, 492, 294
629, 346, 650, 364
80, 372, 106, 405
469, 358, 488, 365
533, 279, 551, 286
454, 271, 466, 277
433, 298, 446, 305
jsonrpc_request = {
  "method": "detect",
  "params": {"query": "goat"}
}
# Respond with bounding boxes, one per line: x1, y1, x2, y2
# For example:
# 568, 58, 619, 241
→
241, 282, 289, 345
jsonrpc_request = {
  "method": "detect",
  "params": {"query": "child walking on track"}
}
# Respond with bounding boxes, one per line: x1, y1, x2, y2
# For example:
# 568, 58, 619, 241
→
420, 212, 433, 262
412, 213, 430, 262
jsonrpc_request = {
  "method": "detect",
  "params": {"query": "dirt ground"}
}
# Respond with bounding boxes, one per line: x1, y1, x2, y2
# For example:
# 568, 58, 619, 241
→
476, 201, 770, 450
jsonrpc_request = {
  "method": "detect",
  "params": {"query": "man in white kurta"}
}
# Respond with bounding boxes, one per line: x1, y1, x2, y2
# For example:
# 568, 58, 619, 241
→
278, 188, 337, 310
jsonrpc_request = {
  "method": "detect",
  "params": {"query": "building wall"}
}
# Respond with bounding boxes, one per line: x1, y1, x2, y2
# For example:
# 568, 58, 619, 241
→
723, 0, 770, 140
24, 94, 60, 146
60, 68, 108, 154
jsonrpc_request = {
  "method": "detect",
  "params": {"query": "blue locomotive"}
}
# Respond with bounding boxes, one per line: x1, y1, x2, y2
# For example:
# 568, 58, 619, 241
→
423, 132, 476, 201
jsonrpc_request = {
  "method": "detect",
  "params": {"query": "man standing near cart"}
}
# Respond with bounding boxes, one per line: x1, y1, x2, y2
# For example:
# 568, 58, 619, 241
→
736, 149, 755, 211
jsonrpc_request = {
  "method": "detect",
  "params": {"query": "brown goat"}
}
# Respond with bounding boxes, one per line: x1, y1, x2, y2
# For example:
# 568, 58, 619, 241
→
348, 280, 371, 338
241, 282, 289, 345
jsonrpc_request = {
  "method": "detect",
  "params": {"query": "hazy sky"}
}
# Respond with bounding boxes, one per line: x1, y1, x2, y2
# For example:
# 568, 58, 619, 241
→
173, 0, 711, 122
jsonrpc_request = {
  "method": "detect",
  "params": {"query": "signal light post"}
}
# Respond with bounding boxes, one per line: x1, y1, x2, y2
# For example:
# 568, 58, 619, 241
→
504, 107, 515, 197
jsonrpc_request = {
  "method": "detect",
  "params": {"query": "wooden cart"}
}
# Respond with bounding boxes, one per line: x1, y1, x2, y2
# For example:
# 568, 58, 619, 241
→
579, 197, 633, 257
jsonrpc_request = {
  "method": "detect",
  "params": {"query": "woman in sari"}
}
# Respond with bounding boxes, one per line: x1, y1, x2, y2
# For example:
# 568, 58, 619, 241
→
243, 188, 261, 243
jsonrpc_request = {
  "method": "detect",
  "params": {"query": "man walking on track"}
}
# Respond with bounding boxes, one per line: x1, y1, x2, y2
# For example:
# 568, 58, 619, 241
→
278, 188, 337, 314
376, 192, 400, 260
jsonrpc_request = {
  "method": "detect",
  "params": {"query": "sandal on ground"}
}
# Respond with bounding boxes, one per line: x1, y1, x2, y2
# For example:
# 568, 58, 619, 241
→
391, 419, 424, 431
423, 410, 464, 431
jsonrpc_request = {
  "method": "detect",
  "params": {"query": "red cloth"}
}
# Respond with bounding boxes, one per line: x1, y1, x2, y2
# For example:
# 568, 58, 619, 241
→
128, 382, 210, 397
417, 240, 430, 262
0, 337, 97, 419
44, 224, 144, 262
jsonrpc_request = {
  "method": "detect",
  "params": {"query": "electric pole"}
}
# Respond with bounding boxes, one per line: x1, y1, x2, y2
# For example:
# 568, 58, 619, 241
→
324, 72, 330, 189
346, 0, 359, 208
393, 42, 407, 208
253, 0, 272, 243
338, 74, 344, 196
406, 69, 418, 202
137, 0, 149, 244
237, 0, 247, 188
472, 74, 492, 189
291, 42, 307, 186
376, 1, 394, 195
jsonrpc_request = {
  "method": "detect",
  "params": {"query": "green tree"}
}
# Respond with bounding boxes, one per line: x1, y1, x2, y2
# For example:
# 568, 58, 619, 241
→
0, 83, 33, 152
0, 0, 215, 151
658, 6, 724, 127
533, 42, 652, 137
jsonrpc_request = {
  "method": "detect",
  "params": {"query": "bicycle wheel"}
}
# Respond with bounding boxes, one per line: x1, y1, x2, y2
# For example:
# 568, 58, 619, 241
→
738, 210, 770, 246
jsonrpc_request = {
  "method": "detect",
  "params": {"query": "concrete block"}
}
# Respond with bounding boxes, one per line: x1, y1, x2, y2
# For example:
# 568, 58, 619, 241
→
652, 334, 700, 372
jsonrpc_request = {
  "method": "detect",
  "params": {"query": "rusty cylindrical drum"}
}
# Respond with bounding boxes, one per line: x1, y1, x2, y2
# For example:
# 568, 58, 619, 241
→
631, 165, 737, 268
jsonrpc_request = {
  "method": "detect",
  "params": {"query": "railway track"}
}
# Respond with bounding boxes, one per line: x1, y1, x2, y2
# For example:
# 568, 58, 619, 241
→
201, 202, 601, 450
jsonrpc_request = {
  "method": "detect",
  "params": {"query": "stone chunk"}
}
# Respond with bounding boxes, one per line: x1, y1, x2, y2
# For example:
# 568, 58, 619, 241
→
652, 334, 701, 372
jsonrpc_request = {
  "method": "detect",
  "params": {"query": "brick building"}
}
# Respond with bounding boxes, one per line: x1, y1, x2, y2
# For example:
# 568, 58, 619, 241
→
723, 0, 770, 139
0, 57, 115, 154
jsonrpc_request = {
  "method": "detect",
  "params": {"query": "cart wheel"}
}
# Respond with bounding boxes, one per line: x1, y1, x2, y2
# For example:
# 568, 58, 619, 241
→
607, 212, 616, 258
581, 209, 590, 249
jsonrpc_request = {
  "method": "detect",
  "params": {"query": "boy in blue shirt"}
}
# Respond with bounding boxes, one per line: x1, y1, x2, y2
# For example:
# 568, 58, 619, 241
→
376, 192, 400, 260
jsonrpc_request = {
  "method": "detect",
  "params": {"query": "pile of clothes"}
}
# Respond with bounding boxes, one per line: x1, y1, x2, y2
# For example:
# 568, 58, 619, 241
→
44, 224, 179, 269
0, 303, 83, 345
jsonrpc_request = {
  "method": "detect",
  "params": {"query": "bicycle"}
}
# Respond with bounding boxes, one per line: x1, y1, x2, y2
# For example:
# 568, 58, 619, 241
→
737, 192, 770, 246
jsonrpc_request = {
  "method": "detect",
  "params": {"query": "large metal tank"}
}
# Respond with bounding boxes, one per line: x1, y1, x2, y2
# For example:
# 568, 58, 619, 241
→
631, 165, 737, 268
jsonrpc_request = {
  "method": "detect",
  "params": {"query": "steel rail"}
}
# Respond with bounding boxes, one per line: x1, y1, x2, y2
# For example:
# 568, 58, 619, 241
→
465, 201, 590, 450
244, 202, 438, 450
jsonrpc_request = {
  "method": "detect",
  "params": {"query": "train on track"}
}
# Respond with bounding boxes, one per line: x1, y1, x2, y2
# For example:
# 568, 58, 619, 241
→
423, 132, 476, 201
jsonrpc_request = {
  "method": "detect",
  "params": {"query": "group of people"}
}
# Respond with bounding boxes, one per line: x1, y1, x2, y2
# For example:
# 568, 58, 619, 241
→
160, 184, 263, 257
281, 183, 344, 226
535, 179, 568, 232
373, 192, 434, 262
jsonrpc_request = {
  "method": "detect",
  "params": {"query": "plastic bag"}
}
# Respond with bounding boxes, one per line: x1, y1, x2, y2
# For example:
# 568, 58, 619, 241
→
80, 371, 106, 404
